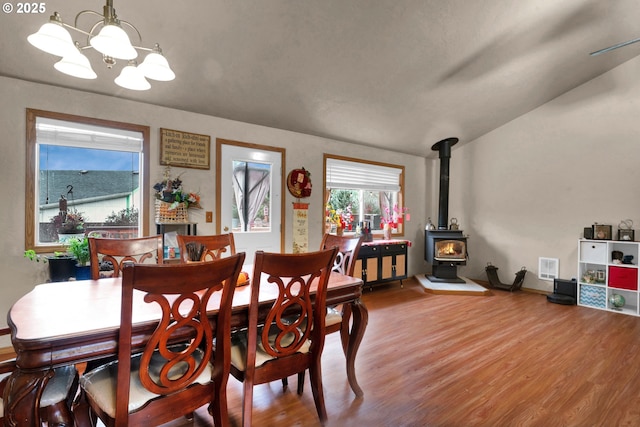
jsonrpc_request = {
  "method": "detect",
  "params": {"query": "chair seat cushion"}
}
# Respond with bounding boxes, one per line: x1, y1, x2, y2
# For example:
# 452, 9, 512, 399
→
80, 346, 211, 418
325, 307, 342, 326
286, 307, 342, 330
41, 365, 78, 407
230, 326, 311, 371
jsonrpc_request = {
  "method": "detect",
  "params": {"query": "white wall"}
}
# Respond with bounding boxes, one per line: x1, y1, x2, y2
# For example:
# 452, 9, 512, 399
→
0, 76, 429, 334
8, 51, 637, 338
447, 56, 640, 292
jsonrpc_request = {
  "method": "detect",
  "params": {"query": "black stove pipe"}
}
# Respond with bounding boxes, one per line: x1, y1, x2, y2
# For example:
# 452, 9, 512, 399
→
431, 137, 459, 230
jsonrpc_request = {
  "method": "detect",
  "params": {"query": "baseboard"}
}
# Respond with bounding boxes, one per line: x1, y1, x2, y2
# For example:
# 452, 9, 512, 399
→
472, 278, 549, 296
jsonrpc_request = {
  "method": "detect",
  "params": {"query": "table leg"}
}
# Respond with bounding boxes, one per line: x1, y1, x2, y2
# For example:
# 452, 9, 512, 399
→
2, 369, 52, 427
339, 299, 368, 397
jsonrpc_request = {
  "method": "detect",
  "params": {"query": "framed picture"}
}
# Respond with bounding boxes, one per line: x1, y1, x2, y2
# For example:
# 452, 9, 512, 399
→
618, 229, 635, 241
593, 224, 612, 240
160, 128, 211, 170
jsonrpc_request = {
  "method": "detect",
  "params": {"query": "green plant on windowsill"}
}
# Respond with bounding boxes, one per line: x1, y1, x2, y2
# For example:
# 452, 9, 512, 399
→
24, 249, 70, 263
24, 249, 47, 263
66, 236, 90, 266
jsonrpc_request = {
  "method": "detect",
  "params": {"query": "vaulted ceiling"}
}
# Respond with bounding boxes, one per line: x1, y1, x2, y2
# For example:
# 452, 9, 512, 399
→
2, 0, 640, 157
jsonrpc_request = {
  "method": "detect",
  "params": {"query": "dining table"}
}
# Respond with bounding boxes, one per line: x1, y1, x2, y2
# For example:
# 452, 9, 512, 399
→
3, 270, 367, 427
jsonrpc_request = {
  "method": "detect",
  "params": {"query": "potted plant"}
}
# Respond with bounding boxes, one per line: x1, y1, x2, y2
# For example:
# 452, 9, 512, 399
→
51, 209, 86, 243
24, 249, 76, 282
105, 207, 139, 225
66, 236, 91, 280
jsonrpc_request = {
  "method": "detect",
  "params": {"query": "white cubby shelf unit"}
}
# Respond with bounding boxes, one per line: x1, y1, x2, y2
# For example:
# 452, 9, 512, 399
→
578, 239, 640, 316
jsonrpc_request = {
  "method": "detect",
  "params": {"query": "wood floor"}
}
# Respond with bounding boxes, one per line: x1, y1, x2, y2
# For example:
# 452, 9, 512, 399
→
143, 278, 640, 425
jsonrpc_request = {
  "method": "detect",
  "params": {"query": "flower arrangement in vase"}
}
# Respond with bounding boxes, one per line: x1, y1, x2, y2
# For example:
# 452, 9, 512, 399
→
326, 203, 351, 235
380, 204, 410, 239
340, 205, 354, 231
153, 167, 201, 210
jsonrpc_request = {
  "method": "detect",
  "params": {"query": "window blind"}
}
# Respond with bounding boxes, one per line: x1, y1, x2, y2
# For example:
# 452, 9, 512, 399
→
36, 117, 143, 152
326, 158, 401, 191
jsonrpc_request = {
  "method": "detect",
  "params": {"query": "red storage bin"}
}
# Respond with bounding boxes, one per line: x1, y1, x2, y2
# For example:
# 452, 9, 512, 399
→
608, 266, 638, 290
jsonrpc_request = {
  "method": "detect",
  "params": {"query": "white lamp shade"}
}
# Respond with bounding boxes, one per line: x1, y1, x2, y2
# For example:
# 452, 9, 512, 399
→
138, 52, 175, 81
114, 63, 150, 90
27, 22, 76, 57
89, 24, 137, 60
54, 49, 97, 79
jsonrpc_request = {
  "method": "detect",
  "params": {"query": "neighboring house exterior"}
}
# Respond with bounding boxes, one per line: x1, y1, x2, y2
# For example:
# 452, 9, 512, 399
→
38, 170, 140, 226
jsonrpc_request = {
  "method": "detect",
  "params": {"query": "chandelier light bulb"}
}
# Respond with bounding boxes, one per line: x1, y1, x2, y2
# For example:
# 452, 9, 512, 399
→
115, 61, 150, 90
138, 46, 175, 81
90, 24, 137, 60
27, 16, 76, 57
54, 45, 97, 79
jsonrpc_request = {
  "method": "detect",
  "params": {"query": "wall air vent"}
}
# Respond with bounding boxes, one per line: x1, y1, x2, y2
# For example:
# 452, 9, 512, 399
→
538, 257, 559, 281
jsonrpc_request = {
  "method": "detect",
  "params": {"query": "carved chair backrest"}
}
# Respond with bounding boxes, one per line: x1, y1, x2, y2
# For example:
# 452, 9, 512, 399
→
177, 233, 236, 262
246, 248, 338, 369
319, 234, 363, 276
88, 236, 164, 279
115, 253, 245, 424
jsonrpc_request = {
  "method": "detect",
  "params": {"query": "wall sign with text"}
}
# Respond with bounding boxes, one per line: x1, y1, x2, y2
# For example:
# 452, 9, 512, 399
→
160, 128, 211, 170
292, 203, 309, 254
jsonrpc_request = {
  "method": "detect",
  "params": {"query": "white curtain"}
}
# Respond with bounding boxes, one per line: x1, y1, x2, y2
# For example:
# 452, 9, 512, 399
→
379, 191, 392, 222
232, 163, 270, 231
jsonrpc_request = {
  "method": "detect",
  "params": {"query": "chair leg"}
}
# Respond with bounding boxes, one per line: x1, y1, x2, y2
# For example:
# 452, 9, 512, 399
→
308, 362, 327, 423
242, 379, 255, 427
209, 380, 230, 427
340, 304, 353, 356
282, 376, 288, 390
297, 371, 305, 395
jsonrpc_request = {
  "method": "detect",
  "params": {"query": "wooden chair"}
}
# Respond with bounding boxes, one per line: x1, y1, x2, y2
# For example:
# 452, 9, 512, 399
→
320, 233, 364, 332
230, 248, 338, 426
88, 236, 163, 279
286, 234, 363, 393
78, 253, 245, 427
176, 233, 236, 262
0, 328, 78, 426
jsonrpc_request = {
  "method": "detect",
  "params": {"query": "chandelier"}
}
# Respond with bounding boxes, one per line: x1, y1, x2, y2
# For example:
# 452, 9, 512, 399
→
27, 0, 175, 91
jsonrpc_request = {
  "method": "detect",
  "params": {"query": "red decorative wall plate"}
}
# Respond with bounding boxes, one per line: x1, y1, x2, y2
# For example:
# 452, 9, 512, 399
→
287, 167, 312, 198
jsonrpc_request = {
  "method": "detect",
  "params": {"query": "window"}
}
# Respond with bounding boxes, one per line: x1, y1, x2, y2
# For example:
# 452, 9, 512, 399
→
324, 154, 406, 236
230, 160, 272, 232
26, 109, 150, 252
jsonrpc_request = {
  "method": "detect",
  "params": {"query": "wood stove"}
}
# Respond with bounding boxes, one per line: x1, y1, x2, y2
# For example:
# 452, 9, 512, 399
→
424, 137, 468, 283
425, 229, 467, 283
